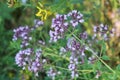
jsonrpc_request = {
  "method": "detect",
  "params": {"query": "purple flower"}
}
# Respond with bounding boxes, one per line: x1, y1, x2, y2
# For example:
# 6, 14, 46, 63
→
68, 10, 84, 27
93, 24, 115, 40
49, 10, 84, 42
79, 32, 88, 40
59, 47, 67, 57
38, 40, 45, 45
47, 67, 61, 80
68, 55, 79, 79
15, 48, 33, 69
31, 60, 43, 76
49, 14, 68, 42
32, 19, 44, 30
13, 26, 31, 48
64, 38, 87, 79
95, 70, 101, 79
13, 19, 43, 48
13, 26, 30, 41
15, 48, 46, 76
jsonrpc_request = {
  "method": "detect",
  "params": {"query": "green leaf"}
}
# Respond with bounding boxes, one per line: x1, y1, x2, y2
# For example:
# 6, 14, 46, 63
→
102, 55, 110, 60
10, 41, 21, 50
70, 0, 83, 4
116, 64, 120, 70
0, 3, 13, 19
96, 61, 102, 69
98, 40, 106, 54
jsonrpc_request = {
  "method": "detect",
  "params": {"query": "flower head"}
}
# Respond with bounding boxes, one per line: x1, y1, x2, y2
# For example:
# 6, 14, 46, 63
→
36, 2, 52, 21
68, 10, 84, 27
93, 24, 115, 40
15, 48, 46, 76
49, 14, 68, 42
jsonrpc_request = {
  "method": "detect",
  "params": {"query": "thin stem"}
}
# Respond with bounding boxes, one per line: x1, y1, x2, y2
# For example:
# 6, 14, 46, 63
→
44, 52, 69, 61
43, 47, 69, 61
68, 29, 83, 44
45, 64, 93, 73
86, 46, 115, 73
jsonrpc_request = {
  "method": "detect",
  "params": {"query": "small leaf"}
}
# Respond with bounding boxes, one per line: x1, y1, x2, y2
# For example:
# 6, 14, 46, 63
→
116, 64, 120, 70
102, 55, 110, 60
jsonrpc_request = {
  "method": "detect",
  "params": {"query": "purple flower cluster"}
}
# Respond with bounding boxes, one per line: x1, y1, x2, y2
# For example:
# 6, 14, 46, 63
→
49, 10, 84, 42
47, 67, 61, 80
67, 38, 86, 57
68, 10, 84, 27
15, 48, 46, 76
60, 37, 87, 79
79, 32, 88, 40
15, 48, 33, 68
59, 31, 88, 79
68, 58, 78, 79
68, 38, 86, 78
13, 19, 43, 48
49, 14, 68, 42
14, 19, 46, 76
13, 26, 31, 48
93, 24, 114, 40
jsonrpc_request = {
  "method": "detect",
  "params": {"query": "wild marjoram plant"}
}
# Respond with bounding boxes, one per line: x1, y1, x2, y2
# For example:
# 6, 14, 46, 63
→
13, 10, 115, 80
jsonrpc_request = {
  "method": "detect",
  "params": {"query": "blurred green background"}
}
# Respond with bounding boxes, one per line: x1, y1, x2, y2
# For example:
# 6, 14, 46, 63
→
0, 0, 120, 80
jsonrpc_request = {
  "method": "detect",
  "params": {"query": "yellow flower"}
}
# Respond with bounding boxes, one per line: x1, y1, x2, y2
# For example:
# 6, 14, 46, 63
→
36, 2, 52, 21
36, 7, 47, 21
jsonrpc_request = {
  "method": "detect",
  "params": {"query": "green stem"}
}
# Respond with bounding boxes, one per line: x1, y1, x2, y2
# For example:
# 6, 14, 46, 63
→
45, 64, 93, 73
43, 47, 69, 61
85, 46, 115, 73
